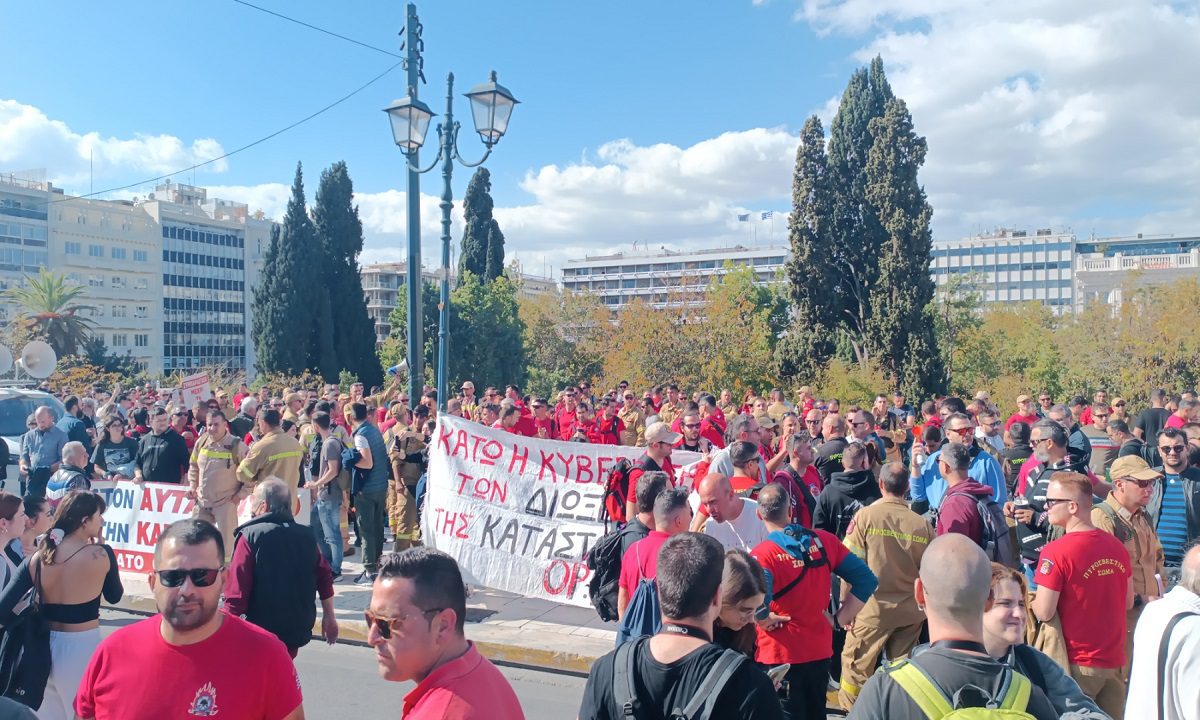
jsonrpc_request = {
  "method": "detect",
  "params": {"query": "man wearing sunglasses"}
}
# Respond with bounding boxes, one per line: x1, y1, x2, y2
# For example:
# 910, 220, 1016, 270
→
75, 519, 304, 719
1032, 472, 1132, 719
368, 548, 523, 719
1149, 427, 1200, 575
910, 412, 1006, 517
1091, 455, 1165, 678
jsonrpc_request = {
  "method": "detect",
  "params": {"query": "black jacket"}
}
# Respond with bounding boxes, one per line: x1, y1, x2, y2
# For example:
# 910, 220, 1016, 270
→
813, 469, 881, 538
136, 429, 189, 484
234, 512, 319, 650
1148, 465, 1200, 550
814, 437, 849, 485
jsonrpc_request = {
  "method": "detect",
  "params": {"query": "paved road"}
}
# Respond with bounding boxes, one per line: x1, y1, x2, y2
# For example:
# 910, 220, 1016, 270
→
99, 610, 587, 718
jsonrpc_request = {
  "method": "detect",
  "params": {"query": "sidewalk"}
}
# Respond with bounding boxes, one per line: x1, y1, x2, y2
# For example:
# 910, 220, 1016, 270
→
109, 552, 615, 675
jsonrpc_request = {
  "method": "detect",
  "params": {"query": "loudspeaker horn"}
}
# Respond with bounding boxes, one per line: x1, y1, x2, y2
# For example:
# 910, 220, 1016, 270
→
0, 346, 11, 376
18, 341, 57, 379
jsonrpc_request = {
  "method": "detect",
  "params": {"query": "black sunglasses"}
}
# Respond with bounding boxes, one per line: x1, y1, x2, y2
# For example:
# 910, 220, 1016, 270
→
156, 568, 222, 588
365, 608, 443, 639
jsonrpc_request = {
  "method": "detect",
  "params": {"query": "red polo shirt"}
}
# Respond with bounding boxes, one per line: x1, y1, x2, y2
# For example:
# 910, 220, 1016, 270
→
1005, 412, 1040, 433
402, 642, 524, 719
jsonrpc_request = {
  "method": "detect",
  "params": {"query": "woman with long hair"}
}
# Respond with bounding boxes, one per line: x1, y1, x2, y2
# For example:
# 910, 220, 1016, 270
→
980, 563, 1106, 719
0, 491, 122, 719
0, 493, 27, 588
90, 415, 139, 481
713, 549, 769, 657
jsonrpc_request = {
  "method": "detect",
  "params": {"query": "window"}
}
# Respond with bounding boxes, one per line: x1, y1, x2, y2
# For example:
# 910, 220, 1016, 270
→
65, 242, 81, 255
111, 334, 128, 348
111, 277, 127, 289
134, 278, 148, 290
112, 305, 127, 318
134, 334, 148, 348
89, 244, 103, 257
88, 275, 104, 288
134, 250, 148, 262
134, 305, 148, 319
111, 247, 126, 260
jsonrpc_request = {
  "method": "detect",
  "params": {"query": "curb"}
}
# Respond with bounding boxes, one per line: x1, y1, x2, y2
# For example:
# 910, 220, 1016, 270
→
105, 593, 602, 675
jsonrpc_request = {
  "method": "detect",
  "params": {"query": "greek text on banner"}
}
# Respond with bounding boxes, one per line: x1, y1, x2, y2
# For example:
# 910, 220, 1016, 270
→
422, 415, 699, 608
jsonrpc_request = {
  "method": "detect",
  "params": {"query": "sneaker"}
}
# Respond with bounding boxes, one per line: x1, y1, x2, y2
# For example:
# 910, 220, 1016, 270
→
354, 571, 377, 586
331, 571, 343, 582
344, 547, 356, 557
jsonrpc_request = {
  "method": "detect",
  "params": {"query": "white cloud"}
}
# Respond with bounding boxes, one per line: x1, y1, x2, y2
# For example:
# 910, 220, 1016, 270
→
796, 0, 1200, 237
0, 99, 227, 188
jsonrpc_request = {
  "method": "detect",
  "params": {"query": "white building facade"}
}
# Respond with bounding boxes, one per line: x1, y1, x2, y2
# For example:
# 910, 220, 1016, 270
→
931, 229, 1075, 309
1073, 235, 1200, 311
0, 174, 52, 325
561, 245, 787, 312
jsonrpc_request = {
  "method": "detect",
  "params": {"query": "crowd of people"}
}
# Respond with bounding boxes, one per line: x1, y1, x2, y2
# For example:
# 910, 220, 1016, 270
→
2, 377, 1200, 717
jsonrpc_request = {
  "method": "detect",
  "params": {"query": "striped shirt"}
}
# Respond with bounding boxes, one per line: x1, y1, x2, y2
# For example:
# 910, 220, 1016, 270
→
1158, 474, 1189, 566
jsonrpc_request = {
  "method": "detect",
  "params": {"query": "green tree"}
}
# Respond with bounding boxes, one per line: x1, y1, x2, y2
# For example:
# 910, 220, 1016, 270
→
778, 115, 840, 382
863, 97, 944, 398
699, 265, 779, 395
313, 161, 381, 387
827, 56, 894, 363
519, 289, 609, 398
252, 163, 325, 376
931, 272, 985, 387
81, 335, 142, 376
458, 168, 505, 284
448, 272, 526, 389
381, 281, 442, 387
3, 268, 95, 356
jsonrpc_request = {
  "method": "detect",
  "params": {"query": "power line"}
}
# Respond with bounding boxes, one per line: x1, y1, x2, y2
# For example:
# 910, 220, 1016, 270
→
49, 60, 403, 204
231, 0, 403, 59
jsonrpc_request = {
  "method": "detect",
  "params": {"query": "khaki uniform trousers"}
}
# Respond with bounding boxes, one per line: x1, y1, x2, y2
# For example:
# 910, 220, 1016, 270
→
389, 451, 421, 551
193, 500, 239, 561
838, 620, 924, 710
1070, 664, 1125, 720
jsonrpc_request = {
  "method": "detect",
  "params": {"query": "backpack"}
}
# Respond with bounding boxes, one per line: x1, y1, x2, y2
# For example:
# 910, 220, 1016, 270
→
612, 637, 745, 720
308, 434, 324, 485
615, 543, 661, 646
939, 490, 1018, 569
886, 658, 1035, 720
586, 524, 644, 622
602, 457, 648, 528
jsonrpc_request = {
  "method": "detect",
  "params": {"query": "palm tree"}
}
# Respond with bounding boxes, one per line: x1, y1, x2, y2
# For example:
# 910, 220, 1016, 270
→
3, 269, 95, 356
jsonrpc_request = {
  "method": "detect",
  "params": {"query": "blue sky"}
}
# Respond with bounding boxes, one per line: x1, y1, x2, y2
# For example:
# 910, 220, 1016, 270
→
3, 0, 1199, 272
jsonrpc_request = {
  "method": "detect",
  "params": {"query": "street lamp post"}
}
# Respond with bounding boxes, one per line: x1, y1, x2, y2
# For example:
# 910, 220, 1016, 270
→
385, 2, 518, 412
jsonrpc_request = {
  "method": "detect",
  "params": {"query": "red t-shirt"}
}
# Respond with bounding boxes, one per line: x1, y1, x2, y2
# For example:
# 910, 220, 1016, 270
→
618, 531, 670, 595
1036, 529, 1131, 668
402, 642, 524, 719
556, 408, 578, 441
531, 415, 557, 439
752, 529, 849, 664
75, 614, 302, 719
1005, 412, 1040, 433
594, 416, 625, 445
626, 456, 677, 503
1167, 413, 1187, 429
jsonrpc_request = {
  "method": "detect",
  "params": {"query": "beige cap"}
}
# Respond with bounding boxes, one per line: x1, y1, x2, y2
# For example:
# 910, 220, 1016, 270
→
644, 421, 682, 445
285, 392, 302, 405
1016, 394, 1032, 403
1109, 456, 1163, 481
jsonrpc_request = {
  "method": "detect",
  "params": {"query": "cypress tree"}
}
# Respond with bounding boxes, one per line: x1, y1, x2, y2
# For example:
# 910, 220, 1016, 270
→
483, 221, 507, 283
252, 164, 321, 375
458, 168, 497, 284
864, 98, 945, 397
827, 56, 894, 363
313, 161, 381, 387
777, 116, 840, 382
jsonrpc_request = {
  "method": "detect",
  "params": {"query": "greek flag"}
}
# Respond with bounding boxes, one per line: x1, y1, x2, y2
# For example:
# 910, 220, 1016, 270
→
737, 213, 750, 222
761, 211, 774, 220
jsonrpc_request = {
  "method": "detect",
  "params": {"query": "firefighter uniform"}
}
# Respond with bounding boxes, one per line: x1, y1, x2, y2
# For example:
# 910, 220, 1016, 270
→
237, 428, 306, 497
187, 431, 248, 559
386, 424, 426, 551
838, 495, 934, 710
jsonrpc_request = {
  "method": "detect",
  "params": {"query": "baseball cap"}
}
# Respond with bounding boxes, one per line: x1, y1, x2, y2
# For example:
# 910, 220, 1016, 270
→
1016, 394, 1032, 403
758, 416, 778, 430
1109, 456, 1163, 482
644, 421, 682, 445
284, 392, 302, 405
461, 381, 475, 391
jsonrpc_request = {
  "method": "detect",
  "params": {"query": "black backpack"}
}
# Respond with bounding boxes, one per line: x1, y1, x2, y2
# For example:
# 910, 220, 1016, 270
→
612, 637, 745, 720
307, 434, 324, 487
586, 523, 645, 622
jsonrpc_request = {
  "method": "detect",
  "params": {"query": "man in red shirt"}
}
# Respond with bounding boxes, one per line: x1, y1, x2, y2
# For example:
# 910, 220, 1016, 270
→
593, 398, 625, 445
1005, 394, 1040, 434
75, 519, 304, 720
555, 389, 579, 441
499, 406, 537, 437
616, 486, 692, 618
529, 399, 558, 440
1166, 398, 1197, 430
751, 484, 877, 720
1032, 471, 1133, 719
624, 422, 679, 522
368, 548, 524, 719
1079, 388, 1109, 426
772, 432, 819, 526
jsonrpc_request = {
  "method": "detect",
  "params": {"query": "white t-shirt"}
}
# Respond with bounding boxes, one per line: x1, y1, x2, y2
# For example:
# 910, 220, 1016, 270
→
702, 498, 769, 551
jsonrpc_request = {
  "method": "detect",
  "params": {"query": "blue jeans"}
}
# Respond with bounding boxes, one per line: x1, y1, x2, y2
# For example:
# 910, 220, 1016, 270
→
316, 493, 343, 574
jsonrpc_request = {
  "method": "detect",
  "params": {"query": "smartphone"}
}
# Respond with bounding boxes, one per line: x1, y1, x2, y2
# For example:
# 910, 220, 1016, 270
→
767, 663, 791, 685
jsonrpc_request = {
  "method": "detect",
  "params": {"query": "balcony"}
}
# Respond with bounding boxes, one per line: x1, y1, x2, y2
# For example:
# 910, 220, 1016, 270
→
1077, 251, 1199, 273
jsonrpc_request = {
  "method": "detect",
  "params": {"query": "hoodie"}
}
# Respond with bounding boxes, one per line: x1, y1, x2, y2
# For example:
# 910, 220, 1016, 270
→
813, 468, 882, 538
937, 479, 995, 545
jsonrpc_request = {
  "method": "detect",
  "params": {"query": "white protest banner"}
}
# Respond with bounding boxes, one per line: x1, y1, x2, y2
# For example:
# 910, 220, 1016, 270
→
180, 372, 212, 409
93, 480, 194, 573
422, 415, 699, 608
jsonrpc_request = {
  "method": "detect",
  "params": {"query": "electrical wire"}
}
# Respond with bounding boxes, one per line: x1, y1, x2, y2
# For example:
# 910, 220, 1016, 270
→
231, 0, 403, 59
48, 60, 403, 204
